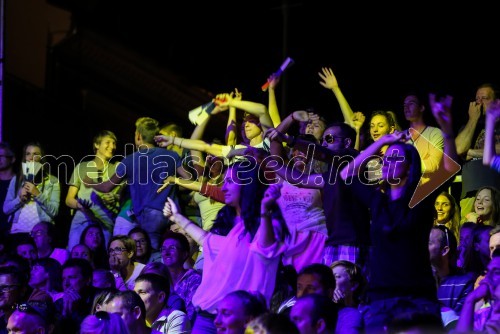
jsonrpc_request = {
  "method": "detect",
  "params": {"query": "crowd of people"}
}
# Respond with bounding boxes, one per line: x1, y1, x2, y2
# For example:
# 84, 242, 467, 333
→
0, 68, 499, 334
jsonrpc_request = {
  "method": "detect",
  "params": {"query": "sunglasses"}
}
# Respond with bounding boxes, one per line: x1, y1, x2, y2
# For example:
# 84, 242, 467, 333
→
322, 134, 344, 144
15, 301, 50, 319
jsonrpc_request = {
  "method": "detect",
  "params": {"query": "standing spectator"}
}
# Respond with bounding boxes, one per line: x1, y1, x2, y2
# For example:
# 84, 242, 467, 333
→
0, 143, 16, 236
163, 160, 289, 334
86, 117, 190, 251
3, 142, 60, 247
66, 130, 122, 250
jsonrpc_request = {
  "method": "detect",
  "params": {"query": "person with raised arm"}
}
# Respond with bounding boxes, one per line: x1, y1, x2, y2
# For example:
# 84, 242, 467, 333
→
163, 159, 288, 334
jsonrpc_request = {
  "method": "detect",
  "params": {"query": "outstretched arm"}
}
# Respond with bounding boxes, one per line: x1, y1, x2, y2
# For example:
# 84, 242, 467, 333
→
267, 74, 282, 127
340, 131, 408, 181
218, 96, 273, 131
155, 135, 226, 158
163, 197, 208, 245
319, 67, 355, 127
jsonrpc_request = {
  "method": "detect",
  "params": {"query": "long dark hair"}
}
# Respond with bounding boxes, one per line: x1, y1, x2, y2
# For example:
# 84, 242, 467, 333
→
80, 223, 109, 270
210, 159, 289, 242
128, 226, 153, 264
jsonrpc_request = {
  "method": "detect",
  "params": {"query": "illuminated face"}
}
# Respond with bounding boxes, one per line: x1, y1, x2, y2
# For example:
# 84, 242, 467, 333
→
24, 145, 42, 163
221, 167, 241, 210
434, 194, 452, 224
475, 189, 493, 220
486, 257, 500, 288
370, 114, 393, 141
161, 238, 186, 268
214, 295, 249, 334
134, 280, 163, 317
95, 135, 116, 161
170, 224, 197, 254
108, 240, 131, 269
296, 273, 325, 298
31, 223, 51, 249
244, 121, 262, 141
290, 298, 316, 334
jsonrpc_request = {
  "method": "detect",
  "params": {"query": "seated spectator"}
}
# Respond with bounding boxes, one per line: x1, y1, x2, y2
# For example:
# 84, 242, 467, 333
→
92, 268, 116, 289
108, 235, 145, 291
462, 186, 500, 226
170, 223, 200, 270
14, 235, 37, 266
330, 260, 365, 333
386, 311, 446, 334
290, 293, 338, 334
160, 231, 201, 323
80, 311, 130, 334
71, 243, 93, 265
457, 222, 476, 269
456, 249, 500, 332
7, 300, 57, 334
55, 258, 96, 333
128, 226, 161, 264
106, 290, 150, 334
246, 312, 300, 334
31, 221, 70, 266
214, 290, 267, 334
462, 225, 494, 279
278, 263, 335, 316
134, 273, 190, 333
0, 266, 29, 332
140, 261, 187, 315
90, 287, 118, 314
28, 257, 64, 302
433, 191, 461, 240
80, 224, 110, 270
428, 225, 475, 330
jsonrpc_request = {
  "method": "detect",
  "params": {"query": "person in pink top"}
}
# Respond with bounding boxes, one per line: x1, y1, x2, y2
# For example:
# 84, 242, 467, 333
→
163, 159, 289, 334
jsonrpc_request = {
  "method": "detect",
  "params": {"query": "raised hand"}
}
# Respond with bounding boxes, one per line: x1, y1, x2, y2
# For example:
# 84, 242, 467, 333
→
266, 128, 290, 144
154, 135, 173, 148
261, 183, 283, 212
380, 130, 409, 145
429, 93, 454, 136
163, 197, 180, 222
157, 176, 176, 194
352, 111, 366, 131
318, 67, 339, 90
